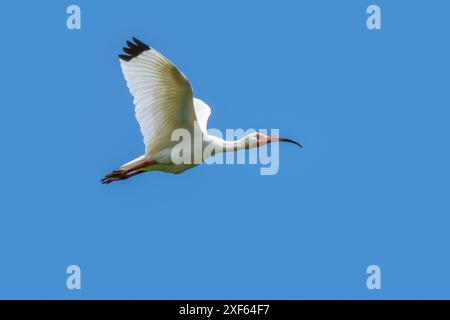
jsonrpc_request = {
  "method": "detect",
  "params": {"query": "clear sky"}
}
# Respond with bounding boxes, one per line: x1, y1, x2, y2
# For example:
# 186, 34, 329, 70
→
0, 0, 449, 299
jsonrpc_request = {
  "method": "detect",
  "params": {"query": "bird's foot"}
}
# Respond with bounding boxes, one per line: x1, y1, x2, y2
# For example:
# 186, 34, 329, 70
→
104, 170, 124, 179
101, 177, 122, 184
101, 170, 128, 184
101, 162, 152, 185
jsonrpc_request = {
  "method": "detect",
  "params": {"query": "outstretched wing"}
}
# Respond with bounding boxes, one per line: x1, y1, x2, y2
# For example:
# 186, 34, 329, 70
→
119, 37, 196, 155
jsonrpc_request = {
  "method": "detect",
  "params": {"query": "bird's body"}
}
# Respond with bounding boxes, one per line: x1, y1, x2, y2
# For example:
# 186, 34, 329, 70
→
102, 38, 302, 184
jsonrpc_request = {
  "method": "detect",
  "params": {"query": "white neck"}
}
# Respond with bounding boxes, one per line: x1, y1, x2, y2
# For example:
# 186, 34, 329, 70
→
208, 135, 249, 153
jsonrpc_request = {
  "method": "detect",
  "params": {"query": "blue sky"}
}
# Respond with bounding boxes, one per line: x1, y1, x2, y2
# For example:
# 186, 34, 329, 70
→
0, 0, 449, 299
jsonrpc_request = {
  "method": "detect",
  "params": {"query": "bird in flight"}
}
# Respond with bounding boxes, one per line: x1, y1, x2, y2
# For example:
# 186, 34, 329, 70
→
101, 37, 302, 184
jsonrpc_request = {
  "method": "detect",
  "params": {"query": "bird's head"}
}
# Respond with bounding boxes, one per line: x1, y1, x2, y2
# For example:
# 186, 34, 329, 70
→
245, 132, 303, 149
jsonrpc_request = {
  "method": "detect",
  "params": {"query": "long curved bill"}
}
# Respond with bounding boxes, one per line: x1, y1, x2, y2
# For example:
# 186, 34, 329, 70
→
270, 137, 303, 148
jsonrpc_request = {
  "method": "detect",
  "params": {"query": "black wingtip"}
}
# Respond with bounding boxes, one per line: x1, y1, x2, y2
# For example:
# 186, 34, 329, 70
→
119, 54, 132, 62
132, 37, 150, 51
118, 37, 151, 62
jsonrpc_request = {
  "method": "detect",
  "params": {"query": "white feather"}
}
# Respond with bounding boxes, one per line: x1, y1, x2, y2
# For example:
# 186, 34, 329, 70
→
120, 48, 196, 156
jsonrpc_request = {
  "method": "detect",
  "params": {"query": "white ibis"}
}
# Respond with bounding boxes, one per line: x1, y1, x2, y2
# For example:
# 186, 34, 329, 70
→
102, 37, 302, 184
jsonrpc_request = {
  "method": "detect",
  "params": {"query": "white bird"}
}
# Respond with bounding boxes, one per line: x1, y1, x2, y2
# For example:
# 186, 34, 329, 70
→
102, 37, 302, 184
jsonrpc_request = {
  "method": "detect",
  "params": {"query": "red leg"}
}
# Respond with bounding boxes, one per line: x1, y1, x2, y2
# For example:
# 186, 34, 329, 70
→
102, 170, 146, 184
101, 160, 156, 184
